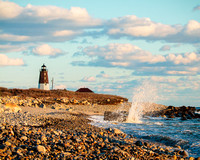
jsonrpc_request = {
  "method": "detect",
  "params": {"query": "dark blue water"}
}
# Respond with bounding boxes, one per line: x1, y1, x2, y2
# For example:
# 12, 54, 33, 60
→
90, 113, 200, 158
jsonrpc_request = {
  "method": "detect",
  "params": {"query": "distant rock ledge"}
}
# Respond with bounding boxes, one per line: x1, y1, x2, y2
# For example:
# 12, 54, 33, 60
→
0, 87, 128, 105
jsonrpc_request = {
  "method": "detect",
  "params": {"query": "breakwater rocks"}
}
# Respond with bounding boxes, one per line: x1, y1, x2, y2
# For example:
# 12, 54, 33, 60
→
0, 112, 195, 159
151, 106, 200, 120
104, 106, 200, 122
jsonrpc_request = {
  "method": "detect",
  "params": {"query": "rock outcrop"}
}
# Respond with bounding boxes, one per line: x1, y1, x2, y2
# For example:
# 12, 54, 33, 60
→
104, 106, 200, 122
151, 106, 200, 120
0, 87, 128, 105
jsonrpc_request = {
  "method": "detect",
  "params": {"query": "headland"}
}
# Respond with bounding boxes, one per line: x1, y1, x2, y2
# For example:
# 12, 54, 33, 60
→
0, 87, 198, 159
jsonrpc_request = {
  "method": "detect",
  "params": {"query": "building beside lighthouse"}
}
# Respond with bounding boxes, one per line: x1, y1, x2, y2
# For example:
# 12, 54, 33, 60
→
38, 64, 49, 90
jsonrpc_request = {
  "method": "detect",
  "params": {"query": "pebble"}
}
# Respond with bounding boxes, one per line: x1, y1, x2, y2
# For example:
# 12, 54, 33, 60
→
36, 145, 47, 154
20, 136, 28, 141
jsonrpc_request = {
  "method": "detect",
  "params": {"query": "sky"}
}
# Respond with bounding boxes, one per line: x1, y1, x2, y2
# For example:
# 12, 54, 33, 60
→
0, 0, 200, 106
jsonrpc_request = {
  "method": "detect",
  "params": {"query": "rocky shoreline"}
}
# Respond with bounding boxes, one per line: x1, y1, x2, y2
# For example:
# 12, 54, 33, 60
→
0, 95, 199, 159
0, 110, 194, 160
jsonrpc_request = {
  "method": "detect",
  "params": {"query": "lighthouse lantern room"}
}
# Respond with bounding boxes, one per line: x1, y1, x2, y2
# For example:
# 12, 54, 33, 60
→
38, 64, 49, 90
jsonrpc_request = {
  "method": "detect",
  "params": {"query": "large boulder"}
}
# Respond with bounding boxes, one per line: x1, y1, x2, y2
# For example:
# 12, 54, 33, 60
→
104, 111, 128, 122
0, 103, 22, 113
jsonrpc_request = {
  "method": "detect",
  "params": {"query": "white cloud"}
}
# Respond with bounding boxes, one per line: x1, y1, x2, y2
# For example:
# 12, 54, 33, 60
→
81, 76, 96, 82
0, 54, 24, 66
107, 15, 181, 38
0, 44, 27, 53
0, 0, 22, 19
53, 30, 81, 37
83, 43, 166, 65
32, 44, 64, 57
167, 70, 194, 75
0, 34, 29, 42
111, 62, 130, 67
166, 52, 199, 65
74, 43, 200, 76
184, 20, 200, 37
0, 1, 101, 43
105, 16, 200, 43
23, 5, 100, 25
0, 1, 199, 44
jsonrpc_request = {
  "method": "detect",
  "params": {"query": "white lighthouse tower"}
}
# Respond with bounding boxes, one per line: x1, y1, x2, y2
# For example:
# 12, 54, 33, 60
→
38, 64, 49, 90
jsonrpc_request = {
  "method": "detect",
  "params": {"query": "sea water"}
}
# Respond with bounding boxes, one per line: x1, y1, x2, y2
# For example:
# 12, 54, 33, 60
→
89, 81, 200, 157
89, 115, 200, 157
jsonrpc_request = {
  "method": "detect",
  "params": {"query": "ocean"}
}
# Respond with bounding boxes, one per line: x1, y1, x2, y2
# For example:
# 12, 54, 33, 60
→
89, 81, 200, 158
89, 111, 200, 158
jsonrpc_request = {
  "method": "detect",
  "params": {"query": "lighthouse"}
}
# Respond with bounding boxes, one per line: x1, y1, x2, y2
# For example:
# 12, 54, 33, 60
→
38, 64, 49, 90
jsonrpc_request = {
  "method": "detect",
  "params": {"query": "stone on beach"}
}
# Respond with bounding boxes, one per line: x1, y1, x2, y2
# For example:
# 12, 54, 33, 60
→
0, 103, 21, 113
36, 145, 47, 154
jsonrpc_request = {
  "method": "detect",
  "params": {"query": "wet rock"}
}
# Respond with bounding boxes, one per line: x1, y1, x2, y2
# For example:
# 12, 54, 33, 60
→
39, 104, 46, 108
104, 111, 128, 122
0, 145, 7, 152
179, 150, 189, 157
181, 115, 187, 120
113, 128, 124, 135
135, 140, 143, 146
151, 105, 200, 119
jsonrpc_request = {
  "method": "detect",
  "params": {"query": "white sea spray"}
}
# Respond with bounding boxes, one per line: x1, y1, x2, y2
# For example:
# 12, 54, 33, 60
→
126, 81, 159, 123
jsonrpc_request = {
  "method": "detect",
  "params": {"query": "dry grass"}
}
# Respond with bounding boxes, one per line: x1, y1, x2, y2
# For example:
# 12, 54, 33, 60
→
0, 87, 128, 105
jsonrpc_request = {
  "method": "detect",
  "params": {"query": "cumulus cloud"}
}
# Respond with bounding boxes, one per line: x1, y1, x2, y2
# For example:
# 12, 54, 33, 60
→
0, 1, 199, 44
166, 52, 199, 65
106, 15, 182, 38
79, 43, 166, 68
105, 15, 200, 43
32, 44, 65, 57
184, 20, 200, 37
0, 54, 24, 66
73, 43, 200, 76
23, 5, 99, 25
83, 43, 166, 64
81, 76, 96, 82
0, 0, 22, 19
0, 1, 101, 43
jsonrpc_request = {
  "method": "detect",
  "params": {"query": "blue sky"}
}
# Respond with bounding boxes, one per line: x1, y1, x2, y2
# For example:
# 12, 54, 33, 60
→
0, 0, 200, 106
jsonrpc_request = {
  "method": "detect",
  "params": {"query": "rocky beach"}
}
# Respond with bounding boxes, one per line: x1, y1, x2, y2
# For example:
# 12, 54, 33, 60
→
0, 88, 199, 159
